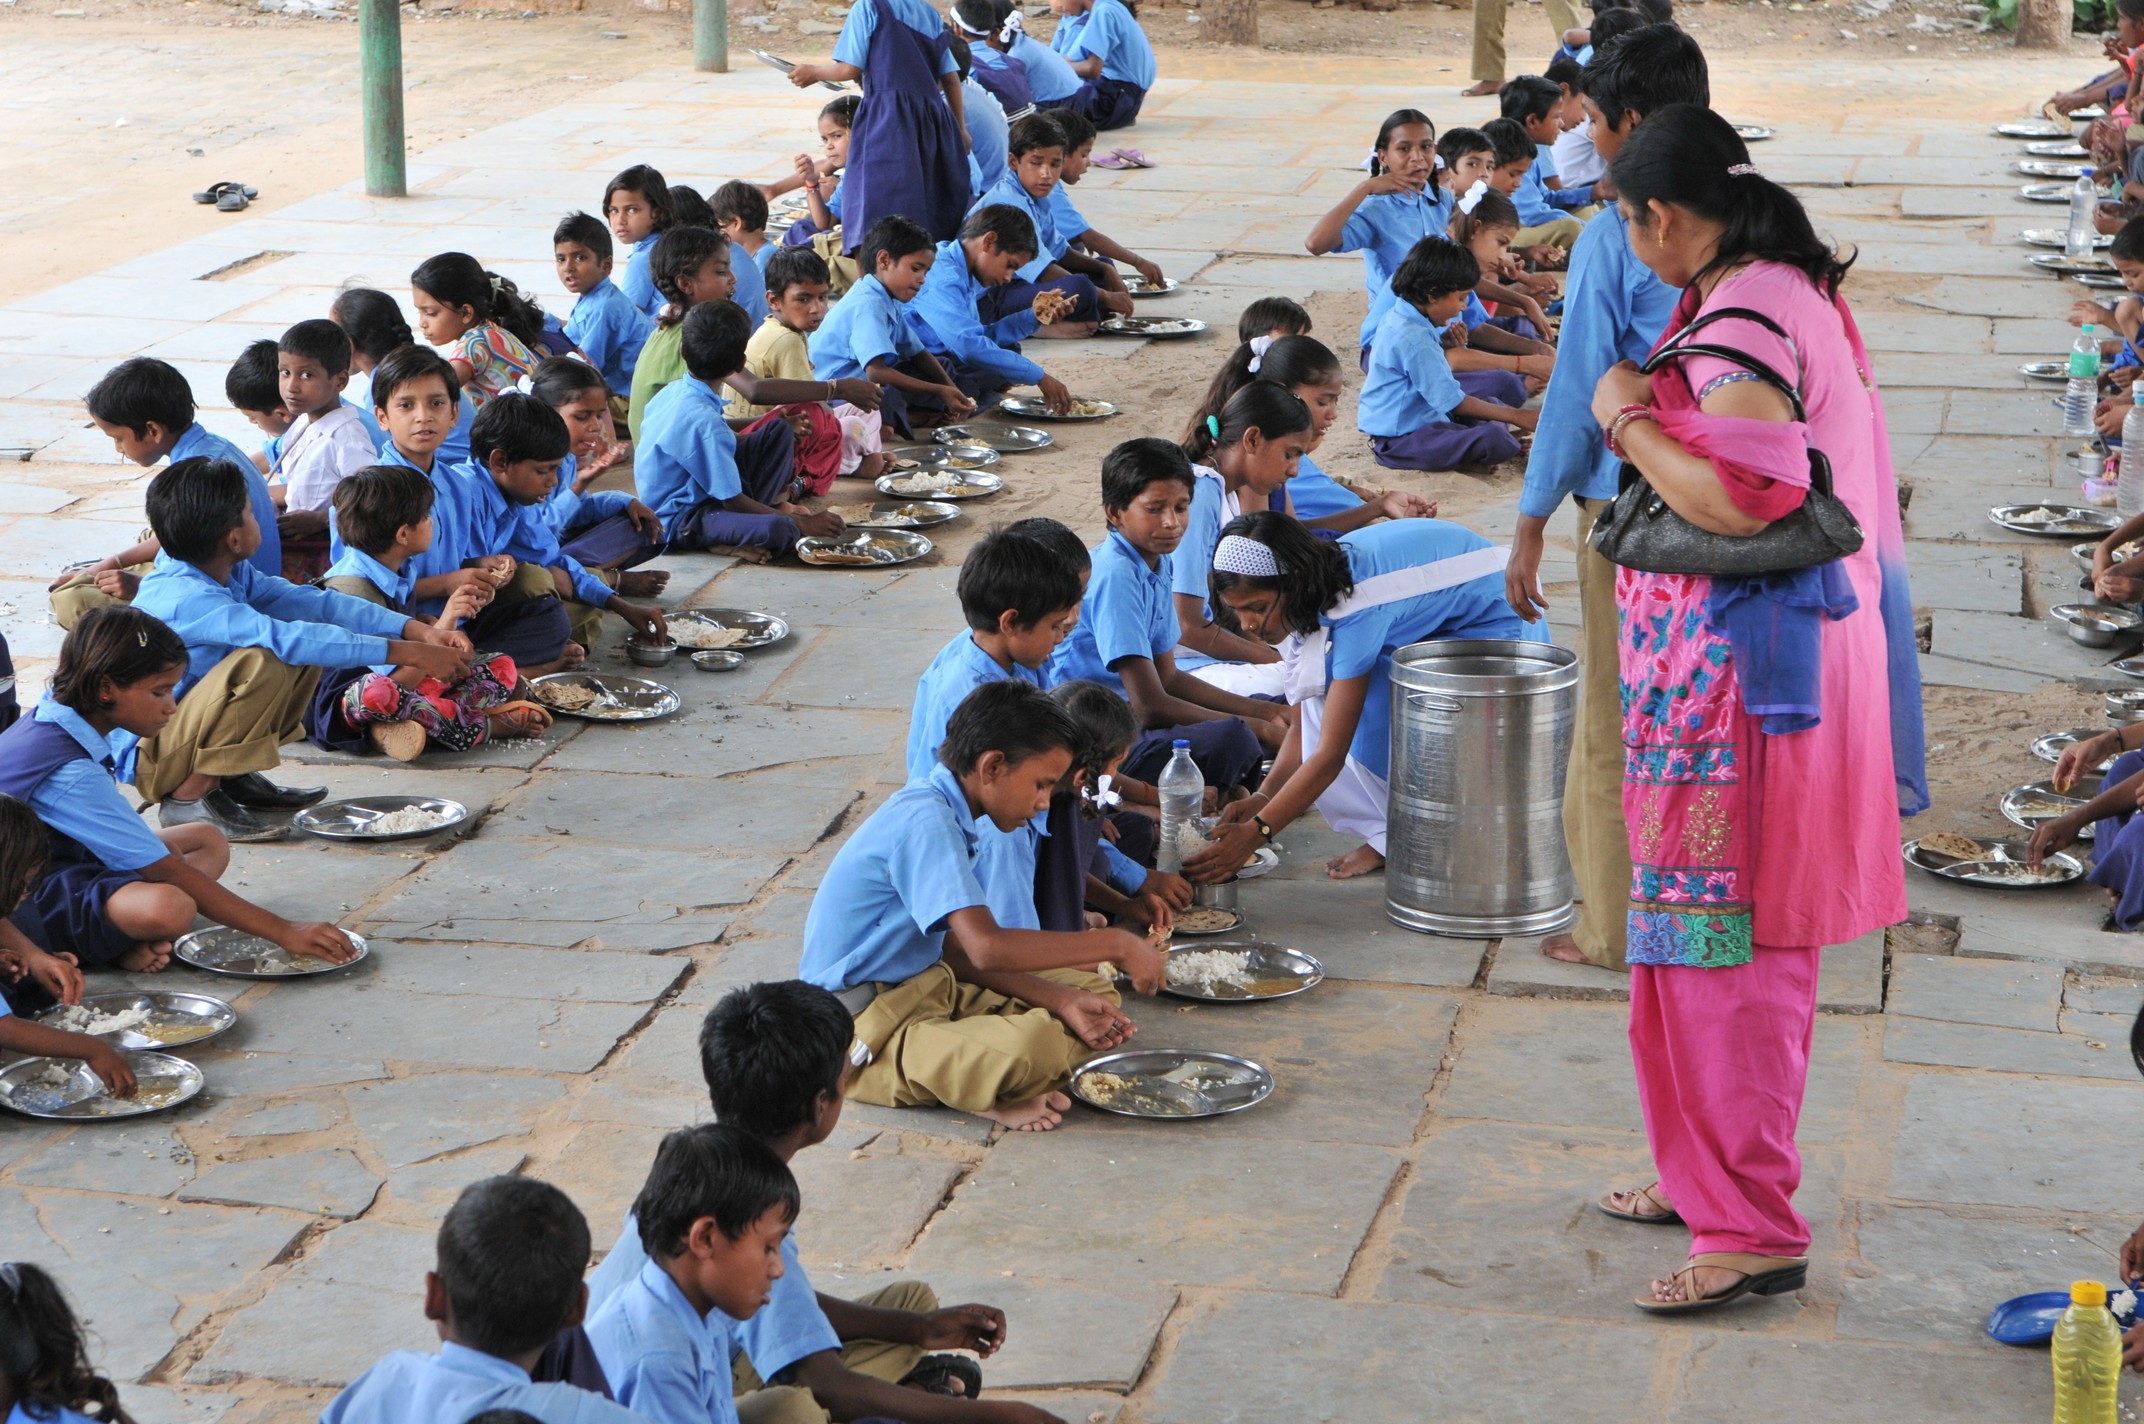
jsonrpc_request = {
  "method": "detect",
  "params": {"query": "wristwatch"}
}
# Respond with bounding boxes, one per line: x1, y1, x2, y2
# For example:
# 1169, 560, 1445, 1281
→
1253, 816, 1278, 842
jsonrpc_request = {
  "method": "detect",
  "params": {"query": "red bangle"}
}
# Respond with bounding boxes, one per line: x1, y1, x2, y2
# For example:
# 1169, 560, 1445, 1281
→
1603, 404, 1653, 459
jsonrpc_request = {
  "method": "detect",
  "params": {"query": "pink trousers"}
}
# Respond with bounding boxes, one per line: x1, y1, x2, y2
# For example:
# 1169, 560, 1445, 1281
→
1628, 946, 1820, 1258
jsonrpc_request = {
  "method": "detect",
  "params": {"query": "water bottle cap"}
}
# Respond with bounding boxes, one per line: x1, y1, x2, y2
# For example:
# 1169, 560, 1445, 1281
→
2085, 323, 2098, 335
2133, 385, 2143, 402
1172, 739, 1190, 749
2072, 1280, 2109, 1306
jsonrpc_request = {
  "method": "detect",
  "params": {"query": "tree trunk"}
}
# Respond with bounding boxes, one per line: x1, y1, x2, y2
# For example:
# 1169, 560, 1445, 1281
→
2015, 0, 2069, 49
1200, 0, 1259, 45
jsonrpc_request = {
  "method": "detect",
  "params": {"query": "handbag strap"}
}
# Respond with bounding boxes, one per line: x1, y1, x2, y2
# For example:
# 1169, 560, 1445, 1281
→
1640, 306, 1808, 423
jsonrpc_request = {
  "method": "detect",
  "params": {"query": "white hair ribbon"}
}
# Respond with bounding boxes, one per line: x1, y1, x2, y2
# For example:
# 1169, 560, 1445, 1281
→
1213, 533, 1282, 578
1458, 179, 1490, 216
1434, 153, 1446, 170
1247, 333, 1275, 374
1085, 773, 1124, 810
999, 9, 1023, 41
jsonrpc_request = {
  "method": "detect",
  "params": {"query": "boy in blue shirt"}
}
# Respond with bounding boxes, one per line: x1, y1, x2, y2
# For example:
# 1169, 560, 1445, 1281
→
585, 1124, 797, 1424
1043, 107, 1167, 294
641, 301, 847, 561
129, 457, 470, 841
802, 680, 1164, 1131
224, 338, 296, 476
570, 981, 1052, 1424
1501, 75, 1596, 220
1358, 239, 1533, 473
1047, 438, 1280, 802
967, 114, 1126, 335
555, 211, 654, 399
322, 1176, 644, 1424
1482, 116, 1582, 255
809, 215, 977, 439
51, 356, 284, 631
1049, 0, 1155, 130
907, 206, 1075, 414
712, 181, 780, 321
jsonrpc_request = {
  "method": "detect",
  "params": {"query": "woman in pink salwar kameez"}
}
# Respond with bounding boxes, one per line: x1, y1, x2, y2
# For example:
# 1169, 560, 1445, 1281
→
1583, 106, 1928, 1315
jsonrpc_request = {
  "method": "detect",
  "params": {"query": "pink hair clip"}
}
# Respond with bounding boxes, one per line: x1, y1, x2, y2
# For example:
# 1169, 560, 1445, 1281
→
1727, 163, 1758, 177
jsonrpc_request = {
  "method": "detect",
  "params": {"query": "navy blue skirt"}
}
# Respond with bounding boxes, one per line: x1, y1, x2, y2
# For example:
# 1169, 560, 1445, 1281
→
12, 851, 143, 969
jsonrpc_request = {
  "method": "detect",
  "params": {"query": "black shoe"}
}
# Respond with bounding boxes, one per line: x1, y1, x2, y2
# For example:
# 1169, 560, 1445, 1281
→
159, 788, 285, 843
221, 771, 327, 810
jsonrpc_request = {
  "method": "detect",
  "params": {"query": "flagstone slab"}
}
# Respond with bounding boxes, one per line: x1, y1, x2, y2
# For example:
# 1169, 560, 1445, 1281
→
233, 982, 650, 1073
179, 1147, 381, 1219
1882, 1015, 2138, 1080
1889, 952, 2062, 1030
374, 839, 784, 923
1666, 1333, 2057, 1422
1890, 1073, 2144, 1212
190, 1220, 437, 1388
345, 1072, 571, 1167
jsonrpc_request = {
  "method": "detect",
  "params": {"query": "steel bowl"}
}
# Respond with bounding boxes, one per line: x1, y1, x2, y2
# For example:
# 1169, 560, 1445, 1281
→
1192, 879, 1240, 911
691, 649, 745, 672
625, 636, 677, 667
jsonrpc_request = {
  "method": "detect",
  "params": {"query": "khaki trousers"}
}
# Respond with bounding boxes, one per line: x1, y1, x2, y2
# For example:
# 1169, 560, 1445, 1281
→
850, 962, 1119, 1113
732, 1281, 937, 1424
1470, 0, 1585, 84
132, 648, 321, 804
1515, 216, 1586, 251
1565, 498, 1631, 969
50, 565, 151, 631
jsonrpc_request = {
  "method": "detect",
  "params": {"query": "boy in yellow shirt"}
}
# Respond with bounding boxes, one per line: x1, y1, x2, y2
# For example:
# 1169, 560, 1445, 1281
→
730, 247, 886, 488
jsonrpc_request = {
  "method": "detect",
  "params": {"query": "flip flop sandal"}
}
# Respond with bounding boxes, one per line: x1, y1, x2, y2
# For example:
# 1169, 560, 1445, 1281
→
485, 700, 553, 738
216, 189, 251, 212
1108, 147, 1153, 167
193, 181, 259, 204
1596, 1183, 1684, 1226
899, 1354, 983, 1398
1092, 153, 1135, 169
1633, 1253, 1808, 1315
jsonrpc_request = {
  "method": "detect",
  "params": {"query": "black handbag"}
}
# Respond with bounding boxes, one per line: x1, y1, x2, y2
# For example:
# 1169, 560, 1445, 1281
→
1588, 306, 1866, 576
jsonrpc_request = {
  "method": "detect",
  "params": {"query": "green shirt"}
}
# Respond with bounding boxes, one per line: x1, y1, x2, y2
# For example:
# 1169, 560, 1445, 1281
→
626, 323, 687, 442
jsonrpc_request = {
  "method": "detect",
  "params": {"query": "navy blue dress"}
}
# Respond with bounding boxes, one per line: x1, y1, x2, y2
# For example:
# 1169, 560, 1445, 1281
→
843, 0, 973, 251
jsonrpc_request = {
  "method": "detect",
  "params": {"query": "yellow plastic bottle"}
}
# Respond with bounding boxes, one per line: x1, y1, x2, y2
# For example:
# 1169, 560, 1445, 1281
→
2052, 1279, 2121, 1424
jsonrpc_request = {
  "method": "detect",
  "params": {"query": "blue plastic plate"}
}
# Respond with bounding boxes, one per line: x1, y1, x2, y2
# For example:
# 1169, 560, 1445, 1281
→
1988, 1286, 2138, 1346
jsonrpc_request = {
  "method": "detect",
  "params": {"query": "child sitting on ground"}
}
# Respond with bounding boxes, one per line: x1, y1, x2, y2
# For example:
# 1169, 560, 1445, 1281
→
1304, 109, 1446, 359
1444, 187, 1558, 369
270, 318, 377, 564
639, 301, 843, 563
331, 286, 476, 463
731, 247, 888, 489
1239, 296, 1311, 345
49, 357, 282, 630
585, 1124, 799, 1424
225, 338, 294, 475
968, 114, 1126, 336
1041, 107, 1166, 293
571, 980, 1053, 1424
809, 216, 977, 438
766, 97, 858, 258
1483, 116, 1581, 257
802, 680, 1165, 1131
1502, 75, 1596, 226
908, 206, 1077, 414
0, 1259, 144, 1422
132, 457, 471, 841
0, 796, 137, 1091
555, 211, 654, 402
412, 252, 544, 409
322, 1176, 643, 1424
1047, 0, 1156, 130
527, 357, 669, 582
711, 180, 778, 323
314, 466, 546, 761
0, 608, 362, 971
608, 163, 677, 316
1358, 239, 1534, 473
1037, 680, 1189, 933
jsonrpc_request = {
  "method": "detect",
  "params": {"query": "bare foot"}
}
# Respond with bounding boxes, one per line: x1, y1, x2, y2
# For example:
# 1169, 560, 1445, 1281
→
1459, 78, 1505, 96
1540, 933, 1590, 964
1327, 844, 1386, 879
618, 570, 670, 597
120, 941, 173, 973
707, 542, 777, 565
519, 643, 588, 678
979, 1090, 1071, 1131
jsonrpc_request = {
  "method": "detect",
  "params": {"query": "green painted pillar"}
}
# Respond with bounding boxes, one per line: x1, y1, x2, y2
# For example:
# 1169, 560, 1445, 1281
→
695, 0, 729, 72
361, 0, 408, 197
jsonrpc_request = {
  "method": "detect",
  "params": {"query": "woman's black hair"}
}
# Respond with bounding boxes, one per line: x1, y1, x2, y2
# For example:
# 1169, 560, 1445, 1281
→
1237, 296, 1311, 345
1610, 103, 1853, 295
604, 163, 677, 232
819, 94, 862, 128
858, 215, 934, 278
1435, 126, 1492, 173
1186, 335, 1340, 445
1389, 235, 1482, 308
0, 795, 44, 916
650, 226, 730, 329
1207, 510, 1354, 636
1449, 187, 1523, 246
529, 355, 608, 409
331, 287, 417, 364
1049, 679, 1139, 801
1369, 108, 1436, 177
1180, 379, 1313, 466
0, 1262, 139, 1424
409, 253, 553, 352
49, 606, 186, 716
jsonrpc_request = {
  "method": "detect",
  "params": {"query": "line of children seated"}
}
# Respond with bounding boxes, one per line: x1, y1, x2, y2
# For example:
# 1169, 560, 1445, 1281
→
809, 216, 978, 438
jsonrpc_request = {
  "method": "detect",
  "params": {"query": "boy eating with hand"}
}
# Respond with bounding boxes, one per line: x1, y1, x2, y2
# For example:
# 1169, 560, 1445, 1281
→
908, 206, 1077, 415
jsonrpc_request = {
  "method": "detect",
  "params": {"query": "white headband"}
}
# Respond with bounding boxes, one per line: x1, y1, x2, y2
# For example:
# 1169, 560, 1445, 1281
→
1457, 179, 1490, 216
1213, 534, 1282, 578
951, 1, 993, 35
1247, 333, 1275, 374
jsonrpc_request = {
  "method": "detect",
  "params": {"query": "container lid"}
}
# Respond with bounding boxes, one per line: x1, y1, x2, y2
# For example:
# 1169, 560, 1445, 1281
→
2073, 1280, 2109, 1306
1173, 738, 1190, 748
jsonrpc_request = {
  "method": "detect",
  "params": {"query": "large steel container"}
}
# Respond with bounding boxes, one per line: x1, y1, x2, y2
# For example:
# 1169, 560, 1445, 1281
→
1385, 638, 1579, 937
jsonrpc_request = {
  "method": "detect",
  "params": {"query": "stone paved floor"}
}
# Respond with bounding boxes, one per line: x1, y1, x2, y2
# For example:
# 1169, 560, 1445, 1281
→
3, 44, 2143, 1424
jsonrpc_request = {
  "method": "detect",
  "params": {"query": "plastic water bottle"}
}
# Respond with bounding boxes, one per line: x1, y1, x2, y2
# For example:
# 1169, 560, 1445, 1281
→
2065, 325, 2103, 438
1154, 740, 1203, 874
2121, 389, 2144, 520
2051, 1280, 2120, 1424
2069, 172, 2101, 258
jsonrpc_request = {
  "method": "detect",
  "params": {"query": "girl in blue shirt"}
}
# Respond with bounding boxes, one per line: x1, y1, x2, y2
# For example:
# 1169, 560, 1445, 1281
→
770, 97, 858, 252
1359, 238, 1533, 473
1047, 0, 1155, 129
1304, 109, 1450, 354
950, 0, 1037, 113
0, 1260, 139, 1424
1444, 186, 1559, 370
606, 164, 677, 317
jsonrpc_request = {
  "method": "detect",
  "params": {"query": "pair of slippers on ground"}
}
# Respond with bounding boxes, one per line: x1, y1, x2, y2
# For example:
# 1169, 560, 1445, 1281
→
192, 181, 257, 212
1091, 147, 1153, 169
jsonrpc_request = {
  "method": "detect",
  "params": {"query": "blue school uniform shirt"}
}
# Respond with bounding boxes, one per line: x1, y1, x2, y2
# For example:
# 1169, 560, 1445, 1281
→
623, 233, 663, 317
908, 241, 1045, 388
1335, 189, 1451, 349
1047, 182, 1089, 243
1009, 31, 1083, 102
585, 1259, 740, 1424
1285, 452, 1362, 519
588, 1219, 841, 1385
975, 809, 1045, 930
543, 452, 635, 537
1047, 529, 1178, 696
363, 442, 474, 616
971, 173, 1063, 284
808, 274, 926, 380
567, 276, 654, 395
1531, 142, 1591, 209
131, 555, 406, 698
172, 423, 282, 579
23, 698, 168, 868
965, 77, 1010, 195
321, 1341, 642, 1424
635, 377, 744, 540
1320, 521, 1541, 778
322, 545, 414, 675
1168, 467, 1229, 671
905, 630, 1045, 781
1517, 204, 1678, 519
799, 761, 990, 991
834, 0, 958, 73
1053, 0, 1154, 87
1357, 300, 1467, 438
446, 460, 615, 607
10, 1403, 101, 1424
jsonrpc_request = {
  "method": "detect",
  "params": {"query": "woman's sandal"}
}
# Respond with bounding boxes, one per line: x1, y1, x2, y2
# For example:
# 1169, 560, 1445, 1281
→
1597, 1182, 1683, 1226
485, 700, 553, 739
1633, 1253, 1808, 1315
